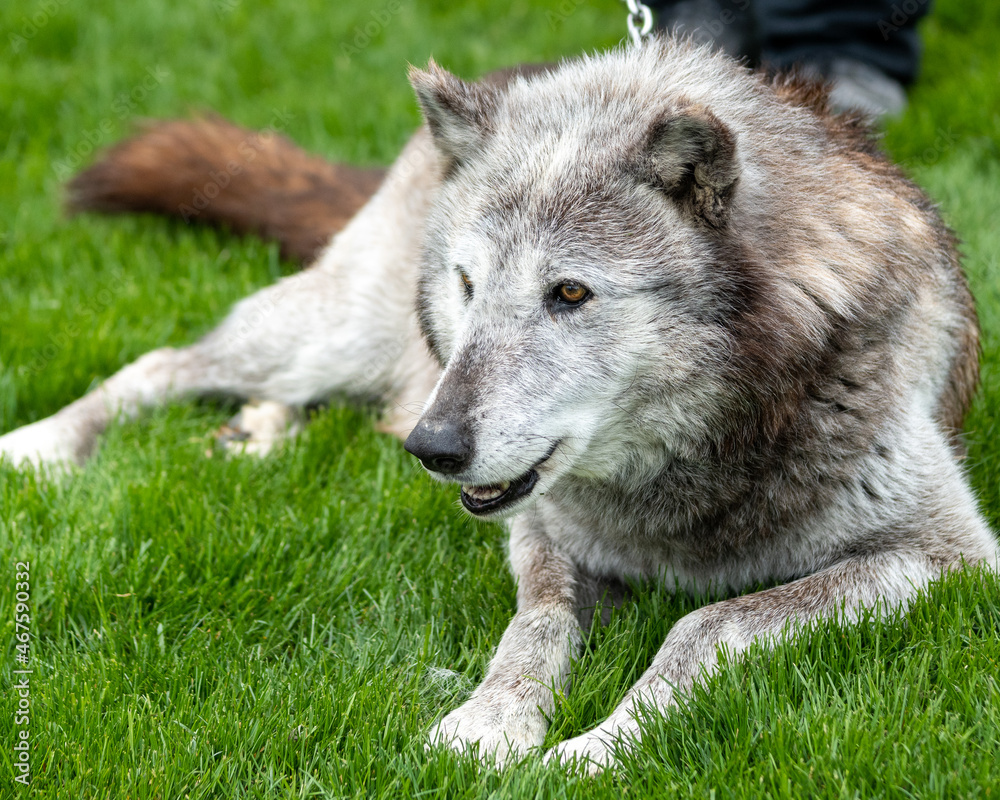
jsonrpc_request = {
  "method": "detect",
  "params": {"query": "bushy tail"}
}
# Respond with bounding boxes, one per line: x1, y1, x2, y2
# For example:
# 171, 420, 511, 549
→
67, 117, 387, 265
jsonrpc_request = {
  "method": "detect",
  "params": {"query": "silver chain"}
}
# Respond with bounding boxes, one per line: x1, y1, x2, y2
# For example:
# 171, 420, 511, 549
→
623, 0, 653, 47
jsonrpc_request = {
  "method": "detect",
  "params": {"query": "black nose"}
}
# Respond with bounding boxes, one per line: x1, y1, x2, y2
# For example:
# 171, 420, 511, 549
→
403, 419, 472, 475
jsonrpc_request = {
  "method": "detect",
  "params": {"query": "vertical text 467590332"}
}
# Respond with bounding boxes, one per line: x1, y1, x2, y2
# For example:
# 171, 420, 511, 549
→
13, 561, 32, 786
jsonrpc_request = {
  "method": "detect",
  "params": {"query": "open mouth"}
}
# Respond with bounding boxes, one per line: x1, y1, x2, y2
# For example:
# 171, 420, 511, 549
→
461, 470, 540, 516
459, 441, 560, 516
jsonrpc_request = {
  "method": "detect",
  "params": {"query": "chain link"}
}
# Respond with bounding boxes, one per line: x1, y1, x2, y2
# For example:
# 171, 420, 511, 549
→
623, 0, 654, 47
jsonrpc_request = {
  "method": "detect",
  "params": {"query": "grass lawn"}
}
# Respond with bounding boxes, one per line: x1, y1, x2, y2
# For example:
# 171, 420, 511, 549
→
2, 0, 1000, 797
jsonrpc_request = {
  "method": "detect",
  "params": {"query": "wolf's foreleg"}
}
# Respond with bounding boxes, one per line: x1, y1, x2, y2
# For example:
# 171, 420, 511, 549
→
0, 261, 423, 469
0, 269, 333, 467
549, 549, 941, 772
428, 517, 601, 766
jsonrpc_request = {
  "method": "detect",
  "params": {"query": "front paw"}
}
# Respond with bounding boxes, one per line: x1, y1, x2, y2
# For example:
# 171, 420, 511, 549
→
547, 724, 637, 774
428, 698, 548, 767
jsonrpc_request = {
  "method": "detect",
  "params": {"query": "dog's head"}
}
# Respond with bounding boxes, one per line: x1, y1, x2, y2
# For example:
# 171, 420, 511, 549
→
403, 47, 769, 518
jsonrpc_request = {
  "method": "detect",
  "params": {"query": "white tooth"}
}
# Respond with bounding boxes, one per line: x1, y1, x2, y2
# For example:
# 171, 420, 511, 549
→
462, 481, 512, 502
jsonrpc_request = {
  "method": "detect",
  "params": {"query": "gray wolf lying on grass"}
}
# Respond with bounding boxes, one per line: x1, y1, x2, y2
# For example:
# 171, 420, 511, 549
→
2, 37, 997, 770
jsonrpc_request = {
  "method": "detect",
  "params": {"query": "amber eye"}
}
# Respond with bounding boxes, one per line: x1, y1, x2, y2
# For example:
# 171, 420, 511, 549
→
554, 283, 590, 306
460, 271, 473, 297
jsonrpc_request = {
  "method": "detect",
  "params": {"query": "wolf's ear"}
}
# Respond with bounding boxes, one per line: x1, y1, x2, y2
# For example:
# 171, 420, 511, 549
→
409, 59, 498, 168
644, 106, 739, 228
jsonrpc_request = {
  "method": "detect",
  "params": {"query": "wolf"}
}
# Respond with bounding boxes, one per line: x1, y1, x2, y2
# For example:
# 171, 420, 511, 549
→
2, 37, 997, 770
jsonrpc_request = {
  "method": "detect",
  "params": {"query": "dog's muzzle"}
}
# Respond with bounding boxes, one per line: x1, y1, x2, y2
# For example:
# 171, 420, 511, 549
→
405, 420, 560, 517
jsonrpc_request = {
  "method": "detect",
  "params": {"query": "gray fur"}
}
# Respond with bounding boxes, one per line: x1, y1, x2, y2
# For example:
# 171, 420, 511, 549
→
2, 37, 997, 772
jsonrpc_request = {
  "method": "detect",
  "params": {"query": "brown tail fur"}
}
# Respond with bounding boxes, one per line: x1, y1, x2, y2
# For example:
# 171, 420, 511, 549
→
67, 117, 386, 265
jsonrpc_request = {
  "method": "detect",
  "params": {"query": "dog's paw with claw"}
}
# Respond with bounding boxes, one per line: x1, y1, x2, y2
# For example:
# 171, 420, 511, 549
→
0, 417, 83, 473
427, 699, 547, 768
214, 400, 301, 457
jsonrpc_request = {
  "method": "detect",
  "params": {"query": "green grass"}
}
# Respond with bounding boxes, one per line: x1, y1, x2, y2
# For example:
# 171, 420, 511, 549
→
2, 0, 999, 797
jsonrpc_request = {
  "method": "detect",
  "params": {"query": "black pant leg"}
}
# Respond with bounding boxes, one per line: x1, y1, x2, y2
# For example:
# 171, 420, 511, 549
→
753, 0, 929, 84
646, 0, 929, 84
